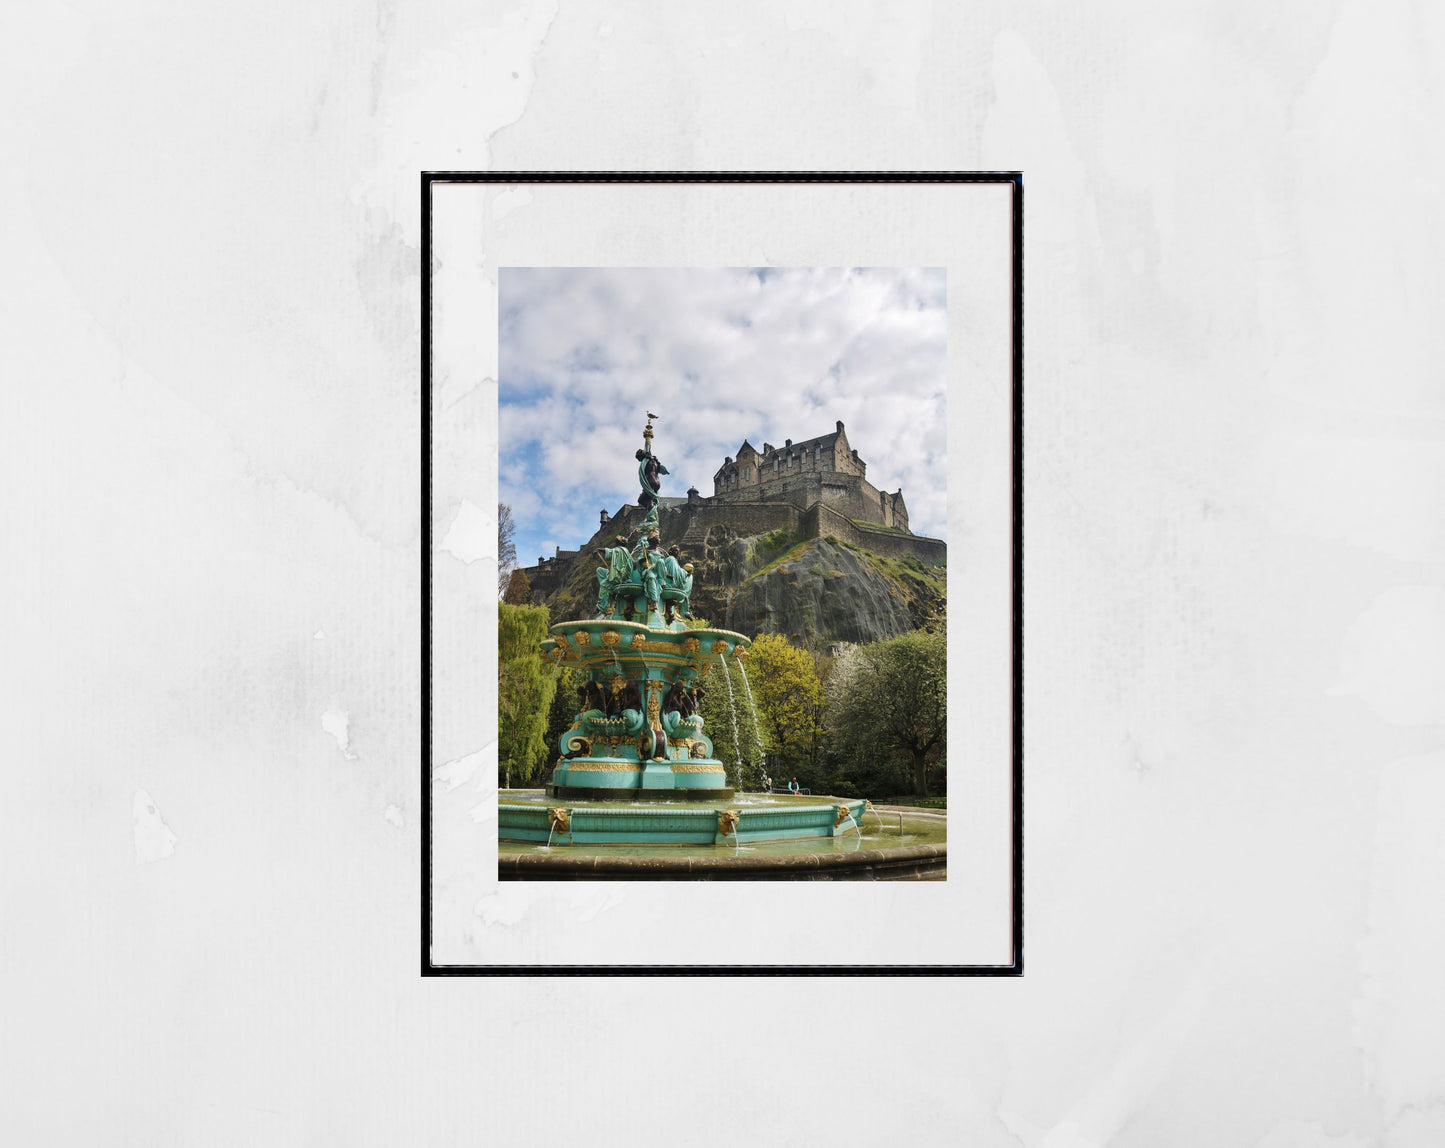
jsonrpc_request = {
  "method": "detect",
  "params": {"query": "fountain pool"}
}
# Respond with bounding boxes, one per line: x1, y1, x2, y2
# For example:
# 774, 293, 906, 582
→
497, 791, 947, 880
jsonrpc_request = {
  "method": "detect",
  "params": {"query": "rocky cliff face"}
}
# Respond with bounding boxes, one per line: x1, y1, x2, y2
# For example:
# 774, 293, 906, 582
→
531, 522, 945, 651
685, 525, 944, 649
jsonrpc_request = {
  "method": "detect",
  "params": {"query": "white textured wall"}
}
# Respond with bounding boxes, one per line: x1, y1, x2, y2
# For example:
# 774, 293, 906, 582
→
2, 1, 1441, 1144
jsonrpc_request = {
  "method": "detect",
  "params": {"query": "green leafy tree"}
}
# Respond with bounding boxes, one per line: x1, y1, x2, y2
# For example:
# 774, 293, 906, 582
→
497, 602, 556, 788
828, 628, 946, 796
746, 633, 826, 784
823, 642, 906, 797
541, 665, 583, 781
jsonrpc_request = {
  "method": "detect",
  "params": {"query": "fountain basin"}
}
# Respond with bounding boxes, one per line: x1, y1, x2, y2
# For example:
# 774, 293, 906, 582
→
498, 842, 946, 881
541, 618, 750, 666
500, 797, 869, 846
496, 793, 946, 880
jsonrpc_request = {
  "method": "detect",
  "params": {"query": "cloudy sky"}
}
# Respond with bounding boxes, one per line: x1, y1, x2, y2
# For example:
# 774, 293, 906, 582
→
499, 267, 947, 567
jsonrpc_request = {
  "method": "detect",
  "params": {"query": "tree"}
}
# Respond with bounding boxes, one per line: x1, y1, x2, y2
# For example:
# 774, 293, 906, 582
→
542, 664, 582, 782
828, 628, 946, 796
497, 603, 556, 788
503, 566, 530, 605
498, 502, 518, 598
745, 633, 826, 783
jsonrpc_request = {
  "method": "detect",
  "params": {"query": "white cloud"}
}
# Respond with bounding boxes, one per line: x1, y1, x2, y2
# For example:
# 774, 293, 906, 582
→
499, 267, 947, 563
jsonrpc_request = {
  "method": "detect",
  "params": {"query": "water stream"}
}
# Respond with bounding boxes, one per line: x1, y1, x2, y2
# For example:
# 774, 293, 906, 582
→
720, 655, 746, 784
736, 660, 767, 768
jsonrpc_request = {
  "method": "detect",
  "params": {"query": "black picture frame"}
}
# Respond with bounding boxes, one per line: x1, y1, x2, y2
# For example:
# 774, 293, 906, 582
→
421, 172, 1023, 976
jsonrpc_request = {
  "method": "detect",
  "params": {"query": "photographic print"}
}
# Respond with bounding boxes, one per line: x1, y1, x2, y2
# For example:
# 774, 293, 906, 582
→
426, 175, 1018, 970
495, 266, 949, 880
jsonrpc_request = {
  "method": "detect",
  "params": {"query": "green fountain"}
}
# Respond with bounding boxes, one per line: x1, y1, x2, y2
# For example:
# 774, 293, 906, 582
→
537, 413, 751, 803
497, 414, 945, 872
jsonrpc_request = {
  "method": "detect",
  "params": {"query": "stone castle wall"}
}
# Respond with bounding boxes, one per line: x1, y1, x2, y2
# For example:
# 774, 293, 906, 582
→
684, 499, 802, 539
804, 502, 944, 565
709, 472, 909, 531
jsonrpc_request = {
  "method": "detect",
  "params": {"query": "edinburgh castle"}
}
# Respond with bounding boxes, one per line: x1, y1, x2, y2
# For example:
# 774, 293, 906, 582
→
514, 420, 946, 625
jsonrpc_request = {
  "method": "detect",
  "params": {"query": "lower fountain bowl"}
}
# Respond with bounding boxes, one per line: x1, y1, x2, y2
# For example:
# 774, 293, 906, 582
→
498, 842, 947, 881
497, 793, 946, 881
500, 797, 867, 846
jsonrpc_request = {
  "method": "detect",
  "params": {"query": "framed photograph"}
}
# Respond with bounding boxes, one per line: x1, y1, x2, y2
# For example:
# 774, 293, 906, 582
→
424, 173, 1021, 972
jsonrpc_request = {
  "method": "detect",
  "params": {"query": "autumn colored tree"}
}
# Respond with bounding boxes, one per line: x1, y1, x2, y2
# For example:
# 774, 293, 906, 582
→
503, 567, 531, 605
497, 602, 556, 788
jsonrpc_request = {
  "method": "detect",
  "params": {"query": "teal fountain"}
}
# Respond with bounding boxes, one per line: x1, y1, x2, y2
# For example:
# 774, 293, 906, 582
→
498, 415, 941, 877
539, 412, 750, 803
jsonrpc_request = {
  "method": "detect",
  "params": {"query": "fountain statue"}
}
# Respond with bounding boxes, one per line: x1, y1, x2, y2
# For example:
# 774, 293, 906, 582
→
541, 414, 751, 800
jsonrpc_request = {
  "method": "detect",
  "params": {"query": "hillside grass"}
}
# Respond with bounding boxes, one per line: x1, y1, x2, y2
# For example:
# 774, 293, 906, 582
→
748, 527, 807, 578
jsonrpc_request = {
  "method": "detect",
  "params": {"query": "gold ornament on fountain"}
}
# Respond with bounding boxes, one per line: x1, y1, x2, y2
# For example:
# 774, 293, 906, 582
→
682, 636, 700, 654
835, 805, 853, 828
601, 631, 621, 647
549, 808, 571, 833
718, 809, 740, 836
